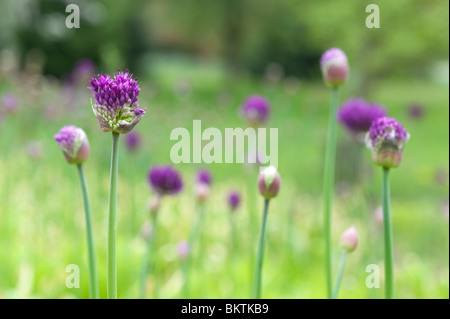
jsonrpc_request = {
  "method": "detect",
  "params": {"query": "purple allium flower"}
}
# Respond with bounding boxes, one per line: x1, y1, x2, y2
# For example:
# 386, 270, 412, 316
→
73, 58, 96, 78
2, 93, 18, 114
148, 166, 183, 196
196, 169, 212, 186
365, 117, 410, 168
88, 69, 146, 134
54, 125, 90, 164
407, 103, 425, 119
241, 95, 270, 127
258, 166, 281, 199
337, 98, 387, 136
339, 226, 358, 253
320, 48, 349, 88
177, 240, 190, 260
124, 131, 141, 152
227, 191, 241, 212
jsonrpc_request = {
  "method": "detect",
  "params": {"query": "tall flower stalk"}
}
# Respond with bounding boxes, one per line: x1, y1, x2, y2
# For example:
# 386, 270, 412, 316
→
89, 69, 146, 298
140, 166, 183, 298
254, 166, 281, 299
366, 117, 410, 299
320, 48, 349, 298
55, 126, 98, 298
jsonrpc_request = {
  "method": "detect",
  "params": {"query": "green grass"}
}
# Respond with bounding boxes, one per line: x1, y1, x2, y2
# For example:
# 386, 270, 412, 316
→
0, 60, 448, 298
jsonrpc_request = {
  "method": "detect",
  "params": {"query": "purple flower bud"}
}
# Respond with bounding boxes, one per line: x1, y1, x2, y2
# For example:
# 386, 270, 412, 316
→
339, 226, 358, 253
124, 131, 141, 152
320, 48, 349, 88
148, 165, 183, 196
54, 125, 90, 164
2, 93, 18, 114
365, 117, 410, 168
258, 166, 281, 199
88, 69, 146, 134
196, 169, 212, 186
337, 98, 387, 138
227, 191, 241, 212
177, 240, 190, 260
241, 95, 270, 127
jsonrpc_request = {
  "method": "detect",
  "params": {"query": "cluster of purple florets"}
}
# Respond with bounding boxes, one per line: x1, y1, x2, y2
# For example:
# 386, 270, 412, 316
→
241, 95, 270, 126
367, 117, 409, 151
337, 98, 386, 133
148, 166, 184, 196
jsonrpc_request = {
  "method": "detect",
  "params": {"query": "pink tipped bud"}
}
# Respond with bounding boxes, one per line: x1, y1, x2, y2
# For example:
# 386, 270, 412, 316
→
195, 183, 210, 202
374, 206, 383, 227
54, 125, 90, 164
320, 48, 349, 88
339, 226, 358, 253
177, 240, 190, 260
258, 166, 281, 199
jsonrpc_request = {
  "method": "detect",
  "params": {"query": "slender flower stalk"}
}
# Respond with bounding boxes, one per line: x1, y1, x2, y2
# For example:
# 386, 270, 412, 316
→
332, 226, 358, 299
107, 131, 120, 298
139, 209, 158, 299
320, 48, 349, 298
366, 117, 410, 299
89, 69, 146, 299
54, 125, 98, 298
382, 167, 394, 299
77, 164, 99, 299
254, 166, 281, 299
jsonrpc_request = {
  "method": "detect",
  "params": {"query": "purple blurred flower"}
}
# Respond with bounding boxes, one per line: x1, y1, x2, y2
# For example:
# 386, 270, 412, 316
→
73, 58, 96, 79
2, 93, 18, 114
196, 169, 212, 186
177, 240, 190, 260
54, 125, 90, 164
148, 166, 183, 196
241, 95, 270, 127
88, 69, 146, 134
366, 117, 410, 168
337, 98, 387, 135
124, 131, 141, 152
407, 103, 425, 119
320, 48, 349, 88
227, 191, 241, 212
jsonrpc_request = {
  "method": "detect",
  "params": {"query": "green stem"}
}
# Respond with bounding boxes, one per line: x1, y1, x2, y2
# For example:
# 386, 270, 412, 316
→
254, 198, 270, 299
332, 250, 347, 299
77, 164, 99, 299
323, 87, 339, 298
107, 132, 120, 299
382, 167, 394, 299
183, 204, 204, 298
139, 212, 158, 299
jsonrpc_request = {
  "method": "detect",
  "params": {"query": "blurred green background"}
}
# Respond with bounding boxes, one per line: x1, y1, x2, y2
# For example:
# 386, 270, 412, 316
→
0, 0, 448, 299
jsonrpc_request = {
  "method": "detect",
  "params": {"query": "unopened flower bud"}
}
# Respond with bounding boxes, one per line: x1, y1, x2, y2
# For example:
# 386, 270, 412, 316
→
365, 117, 410, 168
320, 48, 349, 88
339, 226, 358, 253
148, 195, 161, 214
195, 183, 210, 202
54, 125, 90, 164
258, 166, 281, 199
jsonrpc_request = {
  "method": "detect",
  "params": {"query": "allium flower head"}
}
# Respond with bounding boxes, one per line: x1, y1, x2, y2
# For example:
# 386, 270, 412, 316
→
88, 69, 146, 134
320, 48, 349, 88
124, 131, 141, 152
227, 191, 241, 212
2, 93, 18, 114
241, 95, 270, 127
339, 226, 358, 253
54, 125, 90, 164
365, 117, 410, 168
196, 169, 212, 186
258, 166, 281, 199
337, 98, 387, 136
148, 166, 183, 196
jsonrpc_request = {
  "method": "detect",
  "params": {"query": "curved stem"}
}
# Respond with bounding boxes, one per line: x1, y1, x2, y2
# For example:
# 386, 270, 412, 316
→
77, 164, 99, 299
253, 198, 270, 299
382, 167, 394, 299
139, 212, 158, 299
323, 87, 339, 298
107, 132, 120, 299
332, 250, 347, 299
